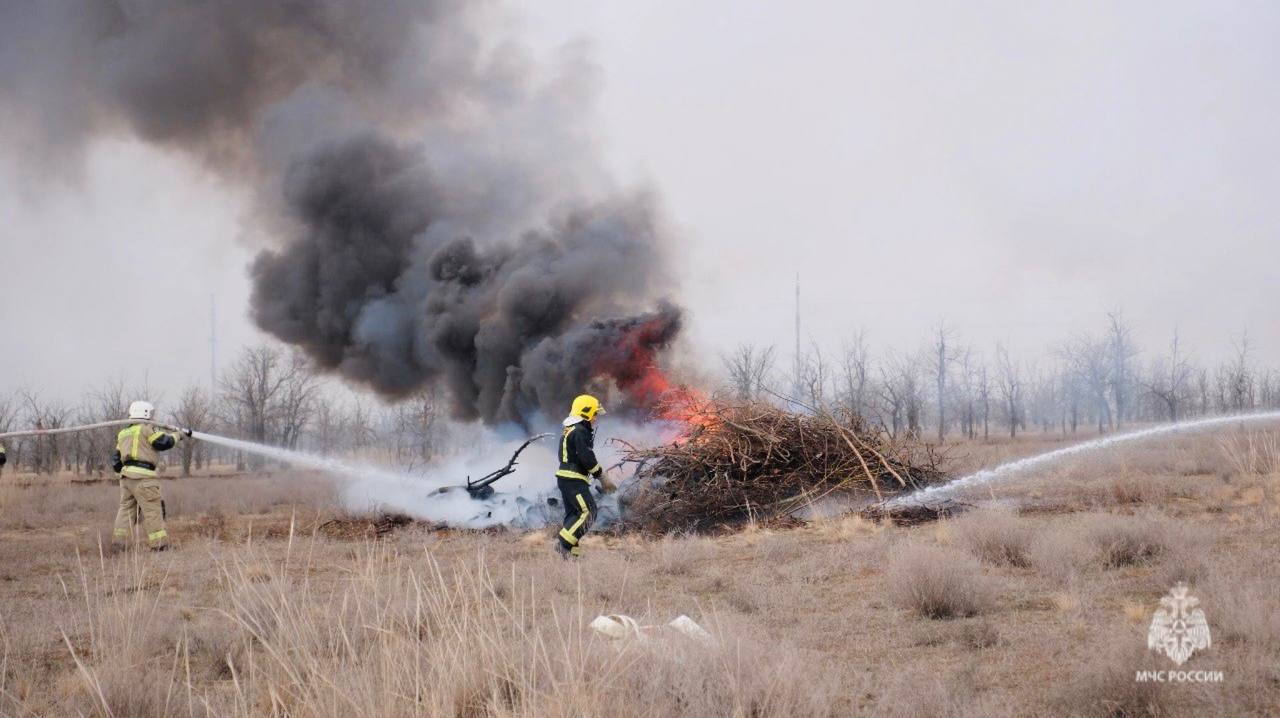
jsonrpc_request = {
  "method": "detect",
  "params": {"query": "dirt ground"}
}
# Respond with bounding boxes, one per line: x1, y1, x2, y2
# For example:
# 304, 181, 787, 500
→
0, 428, 1277, 716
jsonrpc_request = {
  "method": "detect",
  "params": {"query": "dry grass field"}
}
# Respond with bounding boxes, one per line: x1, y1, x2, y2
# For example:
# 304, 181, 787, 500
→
1, 428, 1278, 716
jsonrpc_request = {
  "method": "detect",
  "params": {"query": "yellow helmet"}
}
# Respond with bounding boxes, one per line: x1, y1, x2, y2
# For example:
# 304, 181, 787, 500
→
570, 394, 606, 421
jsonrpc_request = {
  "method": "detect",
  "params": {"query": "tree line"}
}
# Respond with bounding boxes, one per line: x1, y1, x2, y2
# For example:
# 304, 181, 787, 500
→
2, 314, 1276, 477
723, 313, 1280, 441
0, 345, 446, 477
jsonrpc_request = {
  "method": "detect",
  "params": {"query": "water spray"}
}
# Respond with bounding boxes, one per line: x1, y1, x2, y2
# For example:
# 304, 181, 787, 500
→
0, 421, 530, 491
0, 420, 418, 486
0, 419, 567, 528
895, 410, 1280, 506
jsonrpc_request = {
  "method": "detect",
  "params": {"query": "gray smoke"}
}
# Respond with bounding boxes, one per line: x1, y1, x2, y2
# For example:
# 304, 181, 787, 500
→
0, 0, 682, 423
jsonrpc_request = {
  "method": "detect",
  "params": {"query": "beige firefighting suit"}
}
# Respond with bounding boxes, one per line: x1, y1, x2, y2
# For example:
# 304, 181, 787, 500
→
112, 423, 182, 548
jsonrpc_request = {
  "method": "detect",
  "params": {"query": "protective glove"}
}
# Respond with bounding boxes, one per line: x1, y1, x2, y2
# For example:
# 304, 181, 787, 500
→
597, 473, 619, 495
181, 428, 193, 438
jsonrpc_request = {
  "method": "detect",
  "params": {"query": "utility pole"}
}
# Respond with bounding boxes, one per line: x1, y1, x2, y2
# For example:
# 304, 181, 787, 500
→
210, 294, 217, 396
794, 273, 801, 401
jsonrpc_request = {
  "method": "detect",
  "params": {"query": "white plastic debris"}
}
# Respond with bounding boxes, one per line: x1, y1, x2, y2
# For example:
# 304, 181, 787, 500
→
667, 614, 714, 643
589, 613, 714, 645
590, 614, 645, 640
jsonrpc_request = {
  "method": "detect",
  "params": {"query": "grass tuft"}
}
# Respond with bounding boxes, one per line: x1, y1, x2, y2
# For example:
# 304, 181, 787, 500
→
887, 543, 996, 619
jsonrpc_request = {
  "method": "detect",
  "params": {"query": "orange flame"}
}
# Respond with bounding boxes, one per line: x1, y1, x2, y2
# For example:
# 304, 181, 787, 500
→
599, 315, 714, 430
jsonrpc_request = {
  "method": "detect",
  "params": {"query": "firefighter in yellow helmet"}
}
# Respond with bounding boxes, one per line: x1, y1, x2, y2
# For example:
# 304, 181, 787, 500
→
555, 394, 607, 558
111, 401, 189, 551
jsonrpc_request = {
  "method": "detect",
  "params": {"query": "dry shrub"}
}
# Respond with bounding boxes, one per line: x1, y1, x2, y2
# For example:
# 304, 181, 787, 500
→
1218, 430, 1280, 478
1203, 570, 1280, 649
887, 543, 995, 619
1027, 527, 1095, 585
180, 616, 247, 681
957, 620, 1002, 649
1060, 471, 1170, 508
609, 620, 841, 717
1082, 514, 1174, 568
1031, 512, 1198, 589
1051, 629, 1173, 718
654, 533, 719, 576
69, 663, 216, 718
871, 666, 1018, 718
951, 509, 1033, 567
1201, 645, 1280, 716
1103, 473, 1169, 506
911, 620, 1001, 650
872, 669, 971, 718
1149, 531, 1211, 591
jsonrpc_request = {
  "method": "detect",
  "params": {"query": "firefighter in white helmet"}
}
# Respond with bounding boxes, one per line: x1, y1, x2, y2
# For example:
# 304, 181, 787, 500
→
111, 401, 189, 550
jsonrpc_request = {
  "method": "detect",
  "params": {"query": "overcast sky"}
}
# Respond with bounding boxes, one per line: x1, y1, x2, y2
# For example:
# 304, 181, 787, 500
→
2, 1, 1277, 403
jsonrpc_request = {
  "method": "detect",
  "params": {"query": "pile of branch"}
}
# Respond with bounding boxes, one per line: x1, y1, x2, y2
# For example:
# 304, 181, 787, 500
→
619, 398, 948, 533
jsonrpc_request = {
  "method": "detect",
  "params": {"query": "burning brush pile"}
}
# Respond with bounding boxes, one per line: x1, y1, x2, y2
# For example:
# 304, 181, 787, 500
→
619, 397, 949, 533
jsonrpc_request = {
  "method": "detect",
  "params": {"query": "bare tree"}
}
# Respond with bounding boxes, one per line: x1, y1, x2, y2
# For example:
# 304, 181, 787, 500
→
995, 344, 1022, 438
79, 376, 132, 476
0, 393, 16, 477
836, 331, 872, 419
1195, 367, 1210, 416
977, 362, 991, 440
880, 350, 924, 438
1107, 312, 1139, 429
877, 366, 904, 437
277, 350, 322, 450
722, 343, 776, 401
1224, 332, 1255, 412
345, 396, 378, 455
391, 386, 444, 468
1063, 334, 1112, 433
18, 390, 71, 474
796, 341, 829, 411
1026, 363, 1059, 433
312, 392, 344, 457
220, 344, 291, 468
171, 385, 213, 476
954, 349, 981, 439
1060, 365, 1082, 435
933, 323, 954, 442
1142, 330, 1193, 421
1260, 369, 1280, 410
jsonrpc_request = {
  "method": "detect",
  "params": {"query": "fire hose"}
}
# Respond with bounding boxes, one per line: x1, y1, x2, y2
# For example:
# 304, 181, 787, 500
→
0, 419, 188, 441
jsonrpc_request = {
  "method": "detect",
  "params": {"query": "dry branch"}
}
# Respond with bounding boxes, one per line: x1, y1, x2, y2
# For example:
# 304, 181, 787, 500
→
620, 398, 948, 532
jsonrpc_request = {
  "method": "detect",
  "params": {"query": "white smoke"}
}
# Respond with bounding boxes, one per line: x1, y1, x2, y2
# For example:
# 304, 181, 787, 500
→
195, 418, 680, 529
338, 418, 681, 528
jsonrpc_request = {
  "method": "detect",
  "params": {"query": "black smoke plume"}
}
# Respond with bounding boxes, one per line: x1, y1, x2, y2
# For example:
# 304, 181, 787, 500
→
0, 0, 681, 423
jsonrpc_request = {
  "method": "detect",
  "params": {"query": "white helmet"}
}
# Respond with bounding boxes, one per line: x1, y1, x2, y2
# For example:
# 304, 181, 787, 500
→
127, 401, 155, 421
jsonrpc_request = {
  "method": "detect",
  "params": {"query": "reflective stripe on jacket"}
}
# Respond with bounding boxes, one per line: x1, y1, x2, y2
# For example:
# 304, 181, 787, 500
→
555, 417, 602, 482
115, 423, 178, 479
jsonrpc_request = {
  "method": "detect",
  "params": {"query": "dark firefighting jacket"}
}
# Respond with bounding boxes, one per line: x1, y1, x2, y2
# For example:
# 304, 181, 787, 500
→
555, 417, 603, 482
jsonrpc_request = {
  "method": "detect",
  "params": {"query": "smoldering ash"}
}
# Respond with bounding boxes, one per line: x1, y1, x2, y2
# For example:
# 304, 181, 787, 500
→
0, 0, 682, 423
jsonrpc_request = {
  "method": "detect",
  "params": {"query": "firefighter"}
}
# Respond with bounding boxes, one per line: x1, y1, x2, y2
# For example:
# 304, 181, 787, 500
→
111, 401, 189, 551
555, 394, 608, 558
